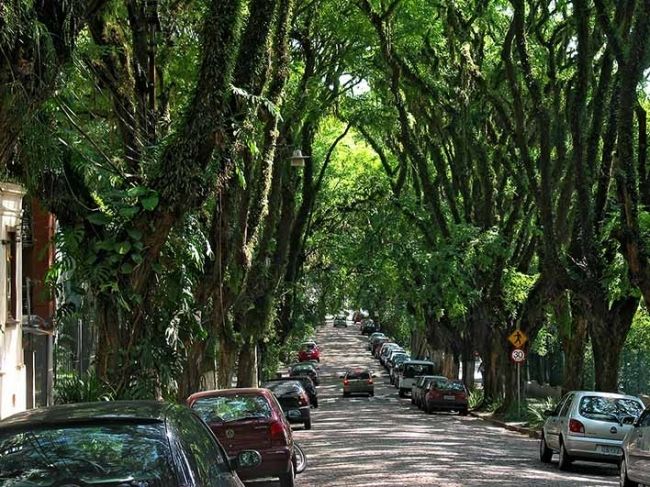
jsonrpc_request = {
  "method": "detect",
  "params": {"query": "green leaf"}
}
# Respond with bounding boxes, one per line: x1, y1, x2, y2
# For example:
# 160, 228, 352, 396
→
120, 262, 134, 274
114, 241, 132, 255
131, 253, 144, 264
119, 207, 140, 219
127, 228, 143, 240
127, 186, 149, 198
87, 212, 110, 225
140, 194, 159, 211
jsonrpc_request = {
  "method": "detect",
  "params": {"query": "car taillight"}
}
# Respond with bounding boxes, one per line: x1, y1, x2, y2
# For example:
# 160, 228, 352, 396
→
343, 379, 349, 385
269, 421, 287, 445
569, 419, 585, 434
367, 378, 373, 385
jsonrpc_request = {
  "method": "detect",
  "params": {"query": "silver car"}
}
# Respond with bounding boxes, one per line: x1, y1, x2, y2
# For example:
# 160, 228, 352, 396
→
540, 391, 644, 470
620, 407, 650, 487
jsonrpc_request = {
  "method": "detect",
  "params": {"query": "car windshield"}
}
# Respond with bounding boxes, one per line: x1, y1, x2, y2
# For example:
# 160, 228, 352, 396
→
291, 365, 315, 374
441, 381, 466, 392
0, 421, 176, 485
579, 396, 643, 422
393, 355, 409, 365
191, 394, 272, 423
404, 363, 435, 378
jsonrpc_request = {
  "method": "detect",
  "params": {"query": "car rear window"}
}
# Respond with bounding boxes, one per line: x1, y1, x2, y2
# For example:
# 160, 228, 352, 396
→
347, 370, 370, 380
266, 382, 304, 396
291, 365, 314, 374
302, 343, 316, 351
578, 396, 644, 422
441, 381, 466, 392
404, 363, 435, 378
191, 394, 272, 423
0, 422, 176, 485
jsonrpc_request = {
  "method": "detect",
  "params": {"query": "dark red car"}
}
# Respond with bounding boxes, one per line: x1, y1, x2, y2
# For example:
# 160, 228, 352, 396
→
187, 388, 297, 487
423, 379, 469, 415
298, 341, 320, 362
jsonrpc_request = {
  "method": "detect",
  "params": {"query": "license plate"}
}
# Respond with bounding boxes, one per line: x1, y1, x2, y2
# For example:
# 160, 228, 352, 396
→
597, 445, 620, 455
444, 395, 455, 401
287, 409, 301, 419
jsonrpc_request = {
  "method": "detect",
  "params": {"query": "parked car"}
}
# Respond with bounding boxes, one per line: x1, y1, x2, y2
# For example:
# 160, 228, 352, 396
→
389, 354, 410, 385
381, 346, 405, 368
342, 367, 375, 397
368, 332, 386, 351
386, 350, 408, 371
264, 381, 313, 430
397, 360, 437, 397
620, 406, 650, 487
361, 320, 378, 335
0, 400, 261, 486
372, 338, 392, 358
298, 341, 320, 362
411, 375, 444, 408
266, 376, 318, 408
289, 362, 320, 385
423, 378, 469, 415
333, 315, 347, 327
539, 391, 644, 471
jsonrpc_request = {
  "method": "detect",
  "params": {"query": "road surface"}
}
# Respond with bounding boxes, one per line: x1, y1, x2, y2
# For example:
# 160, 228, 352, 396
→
251, 320, 618, 486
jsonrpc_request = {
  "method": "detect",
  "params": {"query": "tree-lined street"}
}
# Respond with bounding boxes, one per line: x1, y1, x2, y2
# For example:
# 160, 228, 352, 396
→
269, 320, 619, 486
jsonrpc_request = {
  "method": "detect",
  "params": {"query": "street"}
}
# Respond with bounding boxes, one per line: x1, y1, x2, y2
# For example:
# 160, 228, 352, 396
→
254, 320, 619, 487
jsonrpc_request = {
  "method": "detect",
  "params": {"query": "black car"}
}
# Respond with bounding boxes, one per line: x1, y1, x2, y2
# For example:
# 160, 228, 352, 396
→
0, 400, 261, 486
289, 362, 320, 385
266, 376, 318, 408
361, 320, 378, 335
264, 381, 312, 430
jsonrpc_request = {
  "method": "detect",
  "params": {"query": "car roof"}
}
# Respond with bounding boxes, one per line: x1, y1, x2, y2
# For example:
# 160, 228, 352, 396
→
0, 400, 175, 431
188, 388, 273, 402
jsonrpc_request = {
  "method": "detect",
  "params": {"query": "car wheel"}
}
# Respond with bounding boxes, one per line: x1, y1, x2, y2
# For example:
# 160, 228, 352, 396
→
620, 456, 638, 487
539, 434, 553, 464
313, 400, 318, 409
369, 392, 374, 397
459, 409, 468, 416
410, 395, 415, 404
399, 389, 406, 398
304, 419, 312, 430
279, 462, 295, 487
343, 392, 350, 397
426, 403, 433, 414
558, 440, 573, 471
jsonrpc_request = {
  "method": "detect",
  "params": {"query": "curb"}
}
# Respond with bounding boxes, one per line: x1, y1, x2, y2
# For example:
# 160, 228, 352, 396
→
469, 411, 541, 439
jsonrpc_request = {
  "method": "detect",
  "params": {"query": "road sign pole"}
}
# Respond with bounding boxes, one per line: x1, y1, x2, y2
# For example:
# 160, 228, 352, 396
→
517, 362, 521, 419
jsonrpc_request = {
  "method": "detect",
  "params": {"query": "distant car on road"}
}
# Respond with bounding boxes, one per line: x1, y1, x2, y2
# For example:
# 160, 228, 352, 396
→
539, 391, 644, 471
620, 406, 650, 487
361, 320, 378, 335
389, 354, 410, 385
0, 400, 261, 487
342, 367, 375, 397
264, 380, 313, 430
289, 362, 320, 385
298, 341, 320, 362
333, 315, 347, 327
397, 360, 437, 397
380, 345, 405, 367
423, 378, 469, 415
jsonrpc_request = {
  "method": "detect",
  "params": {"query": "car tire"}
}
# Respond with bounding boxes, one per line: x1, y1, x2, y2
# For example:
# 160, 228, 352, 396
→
399, 389, 406, 398
304, 419, 312, 430
558, 440, 573, 471
279, 462, 295, 487
620, 456, 638, 487
343, 392, 350, 397
313, 400, 318, 409
426, 404, 433, 414
539, 434, 553, 464
410, 395, 415, 404
459, 409, 468, 416
369, 392, 374, 397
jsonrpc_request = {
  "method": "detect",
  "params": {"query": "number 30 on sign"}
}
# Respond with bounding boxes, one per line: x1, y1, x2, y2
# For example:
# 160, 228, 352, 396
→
511, 348, 526, 363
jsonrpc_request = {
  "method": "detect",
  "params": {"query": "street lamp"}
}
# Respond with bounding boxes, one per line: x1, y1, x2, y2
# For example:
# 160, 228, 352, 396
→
290, 149, 309, 167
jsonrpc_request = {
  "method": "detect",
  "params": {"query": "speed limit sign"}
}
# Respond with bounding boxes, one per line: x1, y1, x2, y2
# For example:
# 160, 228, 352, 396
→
511, 348, 526, 363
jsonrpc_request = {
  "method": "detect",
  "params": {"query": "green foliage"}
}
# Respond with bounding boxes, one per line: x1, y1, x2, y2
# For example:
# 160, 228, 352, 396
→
55, 372, 114, 404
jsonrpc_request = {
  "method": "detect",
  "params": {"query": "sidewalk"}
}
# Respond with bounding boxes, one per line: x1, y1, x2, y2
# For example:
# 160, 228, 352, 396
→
469, 410, 541, 439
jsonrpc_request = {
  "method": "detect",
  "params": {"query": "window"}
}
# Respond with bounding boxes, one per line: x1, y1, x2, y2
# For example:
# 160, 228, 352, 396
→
0, 421, 177, 485
404, 363, 435, 378
176, 412, 229, 486
579, 396, 644, 422
639, 410, 650, 427
559, 394, 574, 417
347, 370, 370, 380
191, 394, 272, 424
5, 231, 16, 320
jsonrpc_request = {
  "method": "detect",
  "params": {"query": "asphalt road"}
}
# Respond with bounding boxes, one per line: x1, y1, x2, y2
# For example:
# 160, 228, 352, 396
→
251, 320, 619, 487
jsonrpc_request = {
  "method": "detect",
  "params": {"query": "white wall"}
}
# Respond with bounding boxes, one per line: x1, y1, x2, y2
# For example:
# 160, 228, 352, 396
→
0, 183, 26, 419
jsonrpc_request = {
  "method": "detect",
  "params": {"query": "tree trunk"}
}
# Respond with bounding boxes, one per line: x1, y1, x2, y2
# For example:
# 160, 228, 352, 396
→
560, 298, 588, 394
589, 296, 638, 392
236, 339, 258, 387
178, 341, 206, 400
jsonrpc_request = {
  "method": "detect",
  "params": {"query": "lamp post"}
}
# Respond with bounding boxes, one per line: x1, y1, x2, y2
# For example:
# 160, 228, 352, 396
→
289, 149, 309, 167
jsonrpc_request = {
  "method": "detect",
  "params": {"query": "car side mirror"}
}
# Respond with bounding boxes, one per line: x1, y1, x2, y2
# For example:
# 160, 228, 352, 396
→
231, 450, 262, 470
